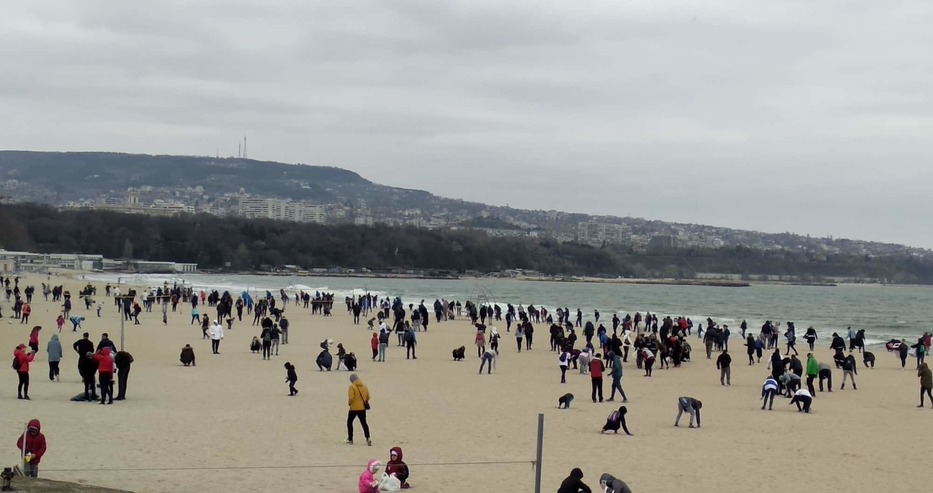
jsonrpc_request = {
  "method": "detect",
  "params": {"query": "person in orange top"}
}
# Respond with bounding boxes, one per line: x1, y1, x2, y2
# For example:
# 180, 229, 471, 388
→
21, 303, 31, 324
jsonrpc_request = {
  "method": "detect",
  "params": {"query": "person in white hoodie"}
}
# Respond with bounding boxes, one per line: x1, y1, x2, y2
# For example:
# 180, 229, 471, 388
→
621, 329, 633, 362
209, 320, 224, 354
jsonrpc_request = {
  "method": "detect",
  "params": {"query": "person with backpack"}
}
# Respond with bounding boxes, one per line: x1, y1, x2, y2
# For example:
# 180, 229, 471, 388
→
13, 344, 35, 400
601, 406, 632, 435
260, 326, 273, 360
558, 348, 571, 383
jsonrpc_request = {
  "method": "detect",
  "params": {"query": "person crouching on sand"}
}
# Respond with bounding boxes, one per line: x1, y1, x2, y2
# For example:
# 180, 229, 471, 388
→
385, 447, 410, 489
180, 344, 196, 366
358, 460, 381, 493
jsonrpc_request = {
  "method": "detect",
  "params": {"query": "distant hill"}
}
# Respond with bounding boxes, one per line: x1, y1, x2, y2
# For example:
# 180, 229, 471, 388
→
0, 151, 928, 261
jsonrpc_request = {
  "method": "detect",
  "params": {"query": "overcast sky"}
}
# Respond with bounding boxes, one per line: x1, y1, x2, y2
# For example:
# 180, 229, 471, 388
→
2, 1, 932, 247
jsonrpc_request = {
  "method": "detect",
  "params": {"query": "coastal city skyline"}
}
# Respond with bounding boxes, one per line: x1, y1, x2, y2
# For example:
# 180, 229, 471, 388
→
2, 2, 931, 248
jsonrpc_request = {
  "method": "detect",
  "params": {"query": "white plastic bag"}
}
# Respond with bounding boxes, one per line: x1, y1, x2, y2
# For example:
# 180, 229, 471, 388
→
379, 473, 401, 492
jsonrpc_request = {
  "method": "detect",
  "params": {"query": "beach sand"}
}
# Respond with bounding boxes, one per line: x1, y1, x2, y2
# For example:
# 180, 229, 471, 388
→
1, 274, 930, 493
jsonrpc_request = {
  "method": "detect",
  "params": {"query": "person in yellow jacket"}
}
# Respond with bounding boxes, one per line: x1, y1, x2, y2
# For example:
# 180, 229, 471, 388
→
345, 373, 372, 446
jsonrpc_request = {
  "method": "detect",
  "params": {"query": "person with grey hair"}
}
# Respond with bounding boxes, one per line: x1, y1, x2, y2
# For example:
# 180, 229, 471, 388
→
345, 373, 372, 446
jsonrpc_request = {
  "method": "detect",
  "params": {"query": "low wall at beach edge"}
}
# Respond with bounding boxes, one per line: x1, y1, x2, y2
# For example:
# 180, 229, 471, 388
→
1, 474, 132, 493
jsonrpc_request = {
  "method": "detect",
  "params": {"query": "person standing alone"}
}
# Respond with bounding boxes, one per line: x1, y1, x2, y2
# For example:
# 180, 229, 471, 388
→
46, 335, 62, 382
345, 373, 372, 446
209, 320, 224, 354
716, 349, 732, 386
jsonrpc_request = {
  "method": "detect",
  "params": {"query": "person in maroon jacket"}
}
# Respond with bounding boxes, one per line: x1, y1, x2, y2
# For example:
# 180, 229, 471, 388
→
385, 446, 410, 489
15, 419, 47, 477
589, 353, 605, 403
93, 347, 115, 405
14, 344, 35, 400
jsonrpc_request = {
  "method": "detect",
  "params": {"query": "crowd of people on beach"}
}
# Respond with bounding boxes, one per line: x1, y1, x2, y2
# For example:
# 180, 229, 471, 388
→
7, 273, 933, 491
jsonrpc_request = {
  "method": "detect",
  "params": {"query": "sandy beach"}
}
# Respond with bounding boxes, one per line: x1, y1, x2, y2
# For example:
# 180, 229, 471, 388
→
1, 273, 931, 493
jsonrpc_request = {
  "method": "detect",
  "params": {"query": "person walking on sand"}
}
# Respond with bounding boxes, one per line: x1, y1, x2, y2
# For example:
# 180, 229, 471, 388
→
716, 349, 732, 386
284, 362, 298, 396
607, 352, 628, 402
345, 373, 372, 446
515, 324, 524, 353
917, 362, 932, 408
405, 326, 417, 360
559, 348, 571, 383
46, 334, 62, 382
674, 396, 702, 428
21, 302, 31, 324
370, 333, 378, 361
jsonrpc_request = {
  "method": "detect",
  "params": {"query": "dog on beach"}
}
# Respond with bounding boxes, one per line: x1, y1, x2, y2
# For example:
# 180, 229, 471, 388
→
452, 346, 466, 361
558, 393, 574, 409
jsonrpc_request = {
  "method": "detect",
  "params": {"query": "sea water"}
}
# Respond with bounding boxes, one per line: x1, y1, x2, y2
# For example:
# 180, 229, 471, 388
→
82, 273, 931, 345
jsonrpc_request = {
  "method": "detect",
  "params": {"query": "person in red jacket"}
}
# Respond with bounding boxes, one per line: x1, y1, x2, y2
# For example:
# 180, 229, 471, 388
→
93, 347, 115, 405
15, 419, 46, 477
385, 446, 410, 489
14, 344, 35, 400
589, 353, 605, 403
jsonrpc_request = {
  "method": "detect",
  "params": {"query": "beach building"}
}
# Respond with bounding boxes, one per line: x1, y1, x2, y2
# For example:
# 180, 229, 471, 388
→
0, 250, 103, 272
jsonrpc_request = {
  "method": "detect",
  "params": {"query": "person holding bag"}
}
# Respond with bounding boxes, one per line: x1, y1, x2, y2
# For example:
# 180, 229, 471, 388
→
345, 373, 372, 446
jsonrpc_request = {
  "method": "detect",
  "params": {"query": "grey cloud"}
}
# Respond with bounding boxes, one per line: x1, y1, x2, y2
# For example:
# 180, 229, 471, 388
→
1, 0, 932, 247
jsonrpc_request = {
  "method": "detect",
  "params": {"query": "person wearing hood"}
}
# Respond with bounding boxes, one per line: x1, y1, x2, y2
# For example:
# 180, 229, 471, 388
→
598, 473, 632, 493
358, 459, 381, 493
47, 334, 63, 382
209, 320, 224, 354
790, 388, 813, 413
15, 419, 46, 478
674, 396, 701, 428
601, 406, 632, 436
93, 347, 115, 404
385, 447, 410, 489
14, 344, 35, 400
558, 467, 591, 493
180, 344, 196, 366
840, 353, 858, 390
917, 362, 932, 408
346, 373, 372, 446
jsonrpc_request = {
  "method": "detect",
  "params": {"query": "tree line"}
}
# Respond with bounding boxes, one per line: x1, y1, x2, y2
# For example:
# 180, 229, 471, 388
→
1, 204, 932, 283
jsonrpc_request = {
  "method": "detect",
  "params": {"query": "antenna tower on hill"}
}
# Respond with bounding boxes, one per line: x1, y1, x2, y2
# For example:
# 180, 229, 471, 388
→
243, 136, 248, 159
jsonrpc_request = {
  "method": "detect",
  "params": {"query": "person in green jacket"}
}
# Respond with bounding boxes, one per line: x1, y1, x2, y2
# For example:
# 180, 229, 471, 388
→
805, 353, 819, 396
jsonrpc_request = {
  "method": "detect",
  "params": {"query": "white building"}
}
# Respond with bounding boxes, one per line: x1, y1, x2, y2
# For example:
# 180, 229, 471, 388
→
238, 197, 325, 224
0, 250, 103, 272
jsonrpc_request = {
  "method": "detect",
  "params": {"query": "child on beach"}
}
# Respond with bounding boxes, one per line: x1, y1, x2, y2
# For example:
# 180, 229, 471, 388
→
56, 315, 64, 332
358, 460, 381, 493
284, 362, 298, 396
371, 333, 378, 361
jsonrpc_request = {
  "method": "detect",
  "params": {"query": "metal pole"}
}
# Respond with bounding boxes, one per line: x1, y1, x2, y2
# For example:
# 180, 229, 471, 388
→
120, 298, 125, 351
534, 413, 543, 493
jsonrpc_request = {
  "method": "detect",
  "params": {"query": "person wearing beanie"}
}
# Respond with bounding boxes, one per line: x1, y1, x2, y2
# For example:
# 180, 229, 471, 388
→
558, 467, 592, 493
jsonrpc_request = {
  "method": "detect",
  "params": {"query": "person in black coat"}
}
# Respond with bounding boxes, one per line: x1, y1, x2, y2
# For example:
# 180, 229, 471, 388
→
558, 468, 592, 493
114, 351, 134, 400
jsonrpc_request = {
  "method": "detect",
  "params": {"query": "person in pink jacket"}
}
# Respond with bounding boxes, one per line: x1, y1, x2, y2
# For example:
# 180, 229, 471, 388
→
358, 459, 381, 493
